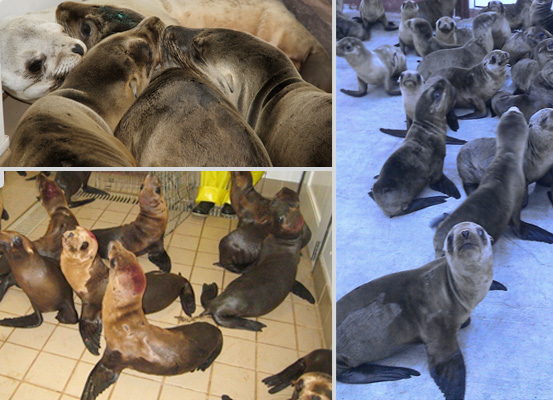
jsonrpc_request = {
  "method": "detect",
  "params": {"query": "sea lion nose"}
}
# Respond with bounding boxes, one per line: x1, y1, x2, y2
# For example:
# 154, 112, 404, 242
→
462, 230, 469, 239
67, 232, 74, 238
72, 44, 84, 56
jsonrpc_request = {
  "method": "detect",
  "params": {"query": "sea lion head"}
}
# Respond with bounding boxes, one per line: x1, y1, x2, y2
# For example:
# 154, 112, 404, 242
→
270, 188, 305, 239
414, 76, 456, 120
496, 106, 529, 156
335, 37, 366, 59
399, 70, 423, 93
138, 172, 166, 212
0, 15, 86, 103
401, 0, 419, 15
529, 108, 553, 135
107, 240, 147, 302
483, 50, 510, 72
473, 12, 497, 34
436, 16, 456, 34
539, 60, 553, 88
0, 231, 34, 257
525, 27, 552, 47
37, 173, 69, 214
56, 1, 145, 50
483, 0, 505, 15
445, 222, 493, 267
291, 372, 332, 400
62, 226, 98, 263
406, 18, 433, 40
527, 109, 553, 174
534, 38, 553, 67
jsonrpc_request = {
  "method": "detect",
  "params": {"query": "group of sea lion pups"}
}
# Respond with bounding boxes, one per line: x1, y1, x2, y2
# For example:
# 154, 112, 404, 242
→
1, 0, 332, 167
337, 0, 553, 399
0, 172, 331, 400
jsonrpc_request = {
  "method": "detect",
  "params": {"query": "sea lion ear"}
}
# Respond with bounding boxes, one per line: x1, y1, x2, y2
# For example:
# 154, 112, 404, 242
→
225, 73, 234, 93
129, 77, 139, 98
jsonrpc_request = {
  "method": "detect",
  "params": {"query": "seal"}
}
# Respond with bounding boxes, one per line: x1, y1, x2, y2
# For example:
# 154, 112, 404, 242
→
291, 372, 332, 400
0, 231, 78, 327
418, 12, 496, 79
503, 0, 532, 29
60, 226, 196, 355
80, 240, 223, 400
479, 1, 512, 49
407, 18, 461, 57
398, 1, 420, 54
336, 37, 406, 96
56, 0, 332, 93
359, 0, 398, 31
417, 0, 458, 26
337, 221, 494, 400
370, 77, 461, 217
0, 14, 86, 103
501, 26, 552, 66
430, 50, 509, 119
511, 38, 553, 93
491, 60, 553, 121
200, 188, 307, 332
458, 108, 553, 195
114, 67, 272, 167
530, 0, 553, 33
262, 349, 332, 394
8, 17, 165, 167
434, 107, 553, 258
435, 16, 473, 46
92, 173, 171, 272
164, 26, 332, 167
337, 10, 371, 41
54, 171, 109, 208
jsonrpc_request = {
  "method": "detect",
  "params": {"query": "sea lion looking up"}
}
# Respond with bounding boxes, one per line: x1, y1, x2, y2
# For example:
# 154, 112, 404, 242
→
336, 37, 406, 97
479, 2, 512, 49
398, 1, 420, 54
436, 16, 473, 46
337, 221, 494, 400
406, 18, 461, 57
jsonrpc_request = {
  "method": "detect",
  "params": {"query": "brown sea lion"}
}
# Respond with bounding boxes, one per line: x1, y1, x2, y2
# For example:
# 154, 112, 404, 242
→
80, 240, 223, 400
200, 188, 307, 332
164, 26, 331, 167
407, 18, 461, 57
61, 226, 196, 355
291, 372, 332, 400
91, 173, 170, 272
435, 16, 473, 46
0, 189, 7, 231
0, 231, 78, 327
54, 171, 109, 208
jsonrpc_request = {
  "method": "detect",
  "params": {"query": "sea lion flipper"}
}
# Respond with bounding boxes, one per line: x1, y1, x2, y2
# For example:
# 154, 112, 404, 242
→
212, 313, 266, 332
82, 351, 122, 400
445, 136, 467, 145
490, 280, 507, 291
379, 128, 408, 138
446, 110, 459, 132
68, 198, 97, 208
460, 317, 471, 329
200, 282, 219, 309
400, 196, 449, 215
179, 279, 196, 317
0, 302, 43, 327
428, 346, 466, 400
463, 183, 479, 196
0, 272, 16, 302
340, 78, 368, 97
430, 175, 461, 199
148, 250, 171, 273
514, 220, 553, 243
79, 317, 103, 356
337, 363, 420, 384
1, 209, 9, 221
291, 281, 316, 304
262, 358, 307, 393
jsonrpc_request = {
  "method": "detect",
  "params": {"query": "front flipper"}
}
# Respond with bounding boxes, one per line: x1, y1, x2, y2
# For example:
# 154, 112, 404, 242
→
426, 333, 466, 400
79, 318, 102, 356
490, 280, 507, 291
379, 127, 408, 138
337, 363, 420, 384
397, 196, 449, 216
212, 313, 267, 332
512, 220, 553, 243
148, 250, 171, 273
262, 358, 306, 393
81, 350, 123, 400
340, 77, 368, 97
68, 198, 96, 208
430, 175, 461, 199
179, 278, 196, 317
446, 110, 460, 132
0, 302, 43, 327
291, 281, 315, 304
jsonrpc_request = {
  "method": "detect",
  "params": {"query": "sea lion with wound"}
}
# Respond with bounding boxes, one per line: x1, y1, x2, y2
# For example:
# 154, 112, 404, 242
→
80, 240, 223, 400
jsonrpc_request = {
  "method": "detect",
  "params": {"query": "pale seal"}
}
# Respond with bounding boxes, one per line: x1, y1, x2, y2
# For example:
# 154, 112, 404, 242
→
398, 1, 420, 54
436, 16, 473, 46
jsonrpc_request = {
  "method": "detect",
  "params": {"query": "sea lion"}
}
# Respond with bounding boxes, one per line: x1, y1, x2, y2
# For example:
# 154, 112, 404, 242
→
0, 231, 78, 327
430, 50, 509, 119
336, 37, 406, 96
56, 0, 331, 93
491, 60, 553, 121
61, 226, 196, 355
113, 67, 272, 167
337, 221, 494, 400
501, 27, 552, 66
262, 349, 332, 394
418, 12, 496, 80
503, 0, 532, 30
0, 15, 86, 102
291, 372, 332, 400
80, 240, 223, 400
164, 26, 331, 167
370, 77, 461, 217
417, 0, 458, 26
458, 108, 553, 195
479, 1, 511, 49
200, 188, 307, 332
54, 171, 109, 208
436, 16, 473, 46
337, 11, 371, 41
0, 190, 8, 231
398, 1, 420, 54
359, 0, 398, 31
407, 18, 461, 57
530, 0, 553, 34
92, 173, 171, 272
511, 38, 553, 93
433, 107, 553, 258
8, 17, 165, 167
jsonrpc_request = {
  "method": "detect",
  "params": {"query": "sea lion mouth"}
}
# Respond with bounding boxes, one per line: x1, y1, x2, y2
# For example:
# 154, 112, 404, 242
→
440, 25, 454, 33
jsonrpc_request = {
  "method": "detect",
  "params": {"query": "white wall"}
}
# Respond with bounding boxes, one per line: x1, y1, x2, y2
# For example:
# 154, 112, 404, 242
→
0, 0, 60, 19
265, 171, 303, 183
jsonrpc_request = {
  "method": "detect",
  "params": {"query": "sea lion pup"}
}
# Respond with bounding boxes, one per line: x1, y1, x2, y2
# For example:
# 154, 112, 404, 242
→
458, 108, 553, 195
430, 50, 509, 119
92, 173, 171, 272
200, 188, 306, 332
54, 171, 109, 208
336, 37, 406, 96
491, 60, 553, 121
113, 68, 273, 167
398, 1, 420, 54
0, 231, 78, 328
291, 372, 332, 400
164, 26, 331, 167
503, 0, 532, 29
337, 221, 494, 400
80, 241, 223, 400
407, 18, 461, 57
337, 11, 371, 41
61, 226, 196, 355
0, 15, 86, 103
436, 16, 473, 46
57, 0, 331, 93
479, 1, 511, 49
359, 0, 398, 31
502, 27, 552, 66
262, 349, 332, 394
418, 12, 496, 80
434, 107, 553, 258
417, 0, 458, 26
511, 38, 553, 93
530, 0, 553, 33
8, 17, 165, 167
370, 77, 461, 217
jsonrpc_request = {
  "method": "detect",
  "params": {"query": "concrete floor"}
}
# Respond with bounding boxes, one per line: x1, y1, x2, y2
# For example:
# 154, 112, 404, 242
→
336, 18, 553, 400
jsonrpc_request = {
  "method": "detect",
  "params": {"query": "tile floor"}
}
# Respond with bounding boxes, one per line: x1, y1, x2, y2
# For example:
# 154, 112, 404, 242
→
0, 173, 327, 400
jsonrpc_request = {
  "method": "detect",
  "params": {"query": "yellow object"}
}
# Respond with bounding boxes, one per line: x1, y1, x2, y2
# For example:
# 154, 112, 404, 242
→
196, 171, 265, 206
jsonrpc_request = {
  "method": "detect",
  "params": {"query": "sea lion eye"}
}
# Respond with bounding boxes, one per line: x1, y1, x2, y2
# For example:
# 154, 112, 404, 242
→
477, 228, 485, 238
490, 56, 496, 64
110, 258, 116, 268
81, 22, 92, 37
433, 90, 441, 100
13, 236, 22, 248
154, 187, 161, 194
28, 59, 43, 74
140, 184, 144, 190
345, 45, 352, 51
80, 242, 89, 251
548, 41, 553, 50
447, 234, 454, 251
278, 215, 285, 224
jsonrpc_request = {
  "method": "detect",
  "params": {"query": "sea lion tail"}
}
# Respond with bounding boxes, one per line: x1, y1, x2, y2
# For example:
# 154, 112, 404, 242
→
200, 282, 218, 311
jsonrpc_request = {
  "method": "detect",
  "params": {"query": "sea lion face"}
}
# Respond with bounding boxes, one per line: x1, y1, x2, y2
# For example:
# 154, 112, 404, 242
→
56, 1, 145, 50
138, 173, 165, 210
0, 231, 34, 257
444, 222, 493, 268
535, 38, 553, 66
0, 15, 86, 102
415, 76, 456, 119
335, 37, 365, 58
401, 0, 419, 13
107, 241, 147, 302
485, 1, 505, 14
62, 226, 98, 262
484, 50, 510, 72
291, 372, 332, 400
399, 70, 422, 92
436, 17, 456, 34
407, 19, 433, 39
539, 60, 553, 87
525, 27, 551, 47
37, 173, 68, 212
271, 188, 305, 239
529, 108, 553, 133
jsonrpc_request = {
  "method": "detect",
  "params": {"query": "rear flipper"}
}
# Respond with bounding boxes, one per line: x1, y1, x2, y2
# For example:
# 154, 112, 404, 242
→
148, 250, 171, 273
513, 220, 553, 243
490, 280, 507, 291
340, 78, 368, 97
396, 196, 449, 216
337, 363, 420, 384
430, 175, 460, 199
79, 317, 102, 356
179, 277, 196, 317
200, 283, 219, 310
68, 198, 96, 208
212, 313, 267, 332
0, 272, 17, 302
291, 281, 315, 304
429, 350, 466, 400
0, 303, 43, 327
81, 351, 122, 400
262, 358, 306, 393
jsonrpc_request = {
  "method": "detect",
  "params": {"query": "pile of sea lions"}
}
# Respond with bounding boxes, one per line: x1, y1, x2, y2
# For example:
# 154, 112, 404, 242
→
337, 0, 553, 398
0, 171, 331, 399
0, 0, 331, 167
